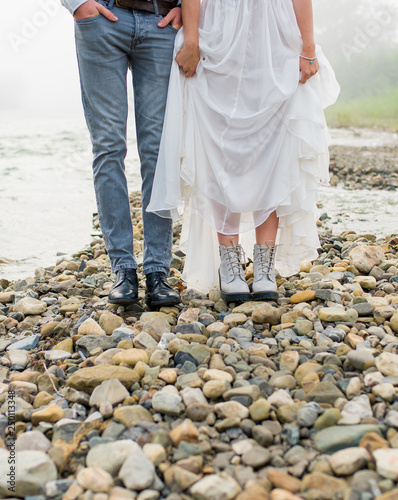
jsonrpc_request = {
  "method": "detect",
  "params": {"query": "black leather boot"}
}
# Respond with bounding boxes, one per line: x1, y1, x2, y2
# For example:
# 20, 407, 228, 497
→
145, 272, 181, 308
108, 268, 139, 305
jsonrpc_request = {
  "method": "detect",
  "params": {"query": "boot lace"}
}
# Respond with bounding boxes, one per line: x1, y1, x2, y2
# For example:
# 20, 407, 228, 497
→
257, 242, 277, 277
226, 239, 246, 278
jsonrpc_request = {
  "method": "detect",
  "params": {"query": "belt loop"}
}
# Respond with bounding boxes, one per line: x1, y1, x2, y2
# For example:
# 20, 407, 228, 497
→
108, 0, 115, 7
152, 0, 160, 16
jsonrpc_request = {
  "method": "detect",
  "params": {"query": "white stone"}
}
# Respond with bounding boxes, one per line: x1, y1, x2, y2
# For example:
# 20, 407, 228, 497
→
349, 245, 385, 274
16, 431, 51, 453
191, 473, 241, 500
89, 378, 129, 407
0, 450, 57, 498
376, 352, 398, 377
77, 467, 114, 493
180, 387, 208, 406
152, 391, 184, 416
340, 394, 373, 425
119, 448, 156, 490
6, 349, 29, 368
364, 371, 384, 387
203, 369, 234, 384
267, 389, 294, 408
14, 297, 47, 315
44, 350, 72, 362
372, 383, 395, 402
214, 401, 249, 420
329, 447, 370, 476
231, 439, 256, 456
373, 449, 398, 480
86, 440, 140, 476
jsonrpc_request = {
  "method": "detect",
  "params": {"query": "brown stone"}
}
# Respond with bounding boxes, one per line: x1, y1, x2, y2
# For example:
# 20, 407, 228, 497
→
252, 304, 281, 325
268, 469, 301, 493
302, 472, 347, 500
289, 290, 316, 304
359, 432, 389, 455
67, 365, 140, 393
270, 489, 303, 500
169, 420, 199, 447
375, 490, 398, 500
237, 485, 269, 500
31, 403, 65, 425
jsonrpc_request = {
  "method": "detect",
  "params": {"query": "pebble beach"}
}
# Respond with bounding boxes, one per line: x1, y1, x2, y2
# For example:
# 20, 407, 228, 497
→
0, 144, 398, 500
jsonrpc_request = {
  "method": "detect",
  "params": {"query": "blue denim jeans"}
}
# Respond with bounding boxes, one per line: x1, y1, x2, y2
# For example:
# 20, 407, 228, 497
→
75, 1, 177, 275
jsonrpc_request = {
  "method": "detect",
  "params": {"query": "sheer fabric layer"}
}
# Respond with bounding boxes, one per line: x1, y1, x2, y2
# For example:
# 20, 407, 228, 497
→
148, 0, 340, 293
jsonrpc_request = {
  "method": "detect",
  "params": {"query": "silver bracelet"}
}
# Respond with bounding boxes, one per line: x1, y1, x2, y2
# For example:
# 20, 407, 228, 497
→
300, 55, 317, 65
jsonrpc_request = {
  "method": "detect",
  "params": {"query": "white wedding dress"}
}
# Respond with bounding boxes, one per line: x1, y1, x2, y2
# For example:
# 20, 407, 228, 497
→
147, 0, 340, 293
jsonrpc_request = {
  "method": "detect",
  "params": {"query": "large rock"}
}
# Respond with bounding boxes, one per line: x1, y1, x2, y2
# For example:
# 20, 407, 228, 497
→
302, 472, 347, 500
314, 424, 386, 453
67, 365, 139, 393
13, 297, 47, 316
251, 304, 281, 325
349, 245, 385, 274
99, 312, 124, 335
152, 391, 185, 416
304, 382, 345, 405
214, 401, 249, 420
89, 378, 129, 407
190, 473, 241, 500
15, 431, 51, 453
87, 440, 139, 476
376, 352, 398, 377
113, 405, 153, 427
0, 450, 57, 497
318, 307, 358, 323
118, 447, 157, 490
113, 349, 149, 367
77, 467, 114, 493
329, 447, 370, 476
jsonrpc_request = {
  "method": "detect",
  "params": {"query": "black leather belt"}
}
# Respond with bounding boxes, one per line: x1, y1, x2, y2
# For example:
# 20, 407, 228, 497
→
115, 0, 178, 16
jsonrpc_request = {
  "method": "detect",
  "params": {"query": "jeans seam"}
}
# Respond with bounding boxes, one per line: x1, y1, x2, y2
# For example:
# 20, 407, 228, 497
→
145, 266, 169, 276
113, 263, 138, 273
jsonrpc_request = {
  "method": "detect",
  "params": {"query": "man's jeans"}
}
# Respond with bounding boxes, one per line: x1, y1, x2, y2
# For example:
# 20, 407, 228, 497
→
75, 1, 177, 275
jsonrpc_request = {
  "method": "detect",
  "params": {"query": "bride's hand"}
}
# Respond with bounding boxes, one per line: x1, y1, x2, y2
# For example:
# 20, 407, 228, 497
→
176, 42, 200, 78
299, 53, 319, 84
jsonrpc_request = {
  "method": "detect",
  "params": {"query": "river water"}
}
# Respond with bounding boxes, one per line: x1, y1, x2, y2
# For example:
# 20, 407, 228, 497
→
0, 115, 397, 280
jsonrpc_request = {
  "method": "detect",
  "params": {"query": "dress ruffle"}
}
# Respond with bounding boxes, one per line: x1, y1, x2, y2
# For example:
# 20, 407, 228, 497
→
147, 0, 340, 293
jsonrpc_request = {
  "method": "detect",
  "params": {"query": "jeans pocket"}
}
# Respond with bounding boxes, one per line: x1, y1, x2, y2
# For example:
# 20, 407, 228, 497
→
75, 14, 102, 24
166, 24, 178, 32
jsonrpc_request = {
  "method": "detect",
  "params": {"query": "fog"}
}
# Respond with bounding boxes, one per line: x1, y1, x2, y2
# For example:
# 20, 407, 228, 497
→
1, 0, 81, 118
1, 0, 398, 119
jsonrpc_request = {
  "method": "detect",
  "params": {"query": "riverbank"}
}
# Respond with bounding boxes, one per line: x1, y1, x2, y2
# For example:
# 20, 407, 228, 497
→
0, 192, 398, 499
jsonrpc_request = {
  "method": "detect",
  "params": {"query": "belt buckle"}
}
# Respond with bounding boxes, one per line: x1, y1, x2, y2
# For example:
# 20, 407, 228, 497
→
115, 0, 129, 8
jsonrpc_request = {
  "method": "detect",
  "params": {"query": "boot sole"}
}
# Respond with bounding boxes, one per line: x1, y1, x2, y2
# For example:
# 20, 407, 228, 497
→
220, 291, 252, 303
108, 297, 140, 306
252, 291, 279, 301
145, 295, 181, 309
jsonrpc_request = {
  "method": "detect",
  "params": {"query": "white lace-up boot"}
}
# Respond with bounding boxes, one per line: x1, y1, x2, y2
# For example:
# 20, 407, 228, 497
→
252, 242, 279, 300
219, 244, 251, 302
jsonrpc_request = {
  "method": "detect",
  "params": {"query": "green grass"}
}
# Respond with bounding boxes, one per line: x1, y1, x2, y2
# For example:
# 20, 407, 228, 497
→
325, 88, 398, 131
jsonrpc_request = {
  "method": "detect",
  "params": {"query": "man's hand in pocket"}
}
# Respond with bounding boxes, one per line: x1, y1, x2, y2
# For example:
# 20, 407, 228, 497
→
74, 0, 118, 21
